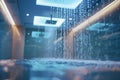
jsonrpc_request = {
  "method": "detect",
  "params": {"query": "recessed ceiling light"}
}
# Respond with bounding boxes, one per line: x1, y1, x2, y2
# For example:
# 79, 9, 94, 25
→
33, 16, 65, 27
26, 13, 30, 16
27, 33, 30, 35
36, 0, 83, 9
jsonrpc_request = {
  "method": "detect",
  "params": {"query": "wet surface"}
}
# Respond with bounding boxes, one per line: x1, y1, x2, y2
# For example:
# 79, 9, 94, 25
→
0, 58, 120, 80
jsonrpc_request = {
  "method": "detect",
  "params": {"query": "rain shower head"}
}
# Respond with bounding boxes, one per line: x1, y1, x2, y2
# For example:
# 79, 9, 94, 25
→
36, 0, 83, 9
33, 16, 65, 27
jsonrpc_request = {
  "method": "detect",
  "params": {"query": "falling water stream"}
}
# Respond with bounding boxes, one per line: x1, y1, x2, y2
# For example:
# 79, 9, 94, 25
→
0, 0, 120, 80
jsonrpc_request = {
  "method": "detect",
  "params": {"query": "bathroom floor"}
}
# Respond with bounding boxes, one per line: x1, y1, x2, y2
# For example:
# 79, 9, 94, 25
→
0, 58, 120, 80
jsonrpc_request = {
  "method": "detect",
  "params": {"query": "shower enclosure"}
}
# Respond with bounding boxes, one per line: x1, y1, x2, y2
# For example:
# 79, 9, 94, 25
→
0, 0, 120, 80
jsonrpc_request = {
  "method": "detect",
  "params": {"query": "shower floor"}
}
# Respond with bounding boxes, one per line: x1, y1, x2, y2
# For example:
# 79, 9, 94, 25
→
0, 58, 120, 80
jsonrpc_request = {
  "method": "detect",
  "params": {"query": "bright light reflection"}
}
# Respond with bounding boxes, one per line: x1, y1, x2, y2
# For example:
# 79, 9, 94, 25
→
36, 0, 83, 9
0, 0, 15, 26
0, 60, 15, 66
33, 16, 65, 27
